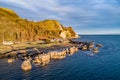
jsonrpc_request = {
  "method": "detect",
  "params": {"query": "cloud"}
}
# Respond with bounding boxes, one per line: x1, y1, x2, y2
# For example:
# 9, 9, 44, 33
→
0, 0, 76, 20
0, 0, 38, 11
0, 0, 120, 34
0, 0, 74, 15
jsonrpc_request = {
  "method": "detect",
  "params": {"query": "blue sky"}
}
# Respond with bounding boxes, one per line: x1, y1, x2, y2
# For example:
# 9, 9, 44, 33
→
0, 0, 120, 34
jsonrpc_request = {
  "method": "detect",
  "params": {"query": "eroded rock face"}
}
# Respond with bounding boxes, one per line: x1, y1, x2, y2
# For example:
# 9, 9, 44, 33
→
69, 46, 78, 55
21, 59, 32, 71
53, 50, 66, 59
49, 51, 55, 59
33, 56, 42, 64
32, 53, 51, 66
82, 45, 87, 50
60, 31, 66, 39
60, 31, 71, 39
41, 54, 51, 65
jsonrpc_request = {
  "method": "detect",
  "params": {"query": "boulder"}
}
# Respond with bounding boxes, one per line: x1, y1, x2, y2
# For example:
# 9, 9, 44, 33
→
82, 45, 87, 50
21, 59, 32, 71
96, 44, 103, 47
41, 54, 50, 65
7, 58, 15, 63
92, 47, 99, 53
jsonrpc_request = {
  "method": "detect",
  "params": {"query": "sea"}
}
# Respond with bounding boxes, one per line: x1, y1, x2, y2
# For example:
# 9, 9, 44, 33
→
0, 35, 120, 80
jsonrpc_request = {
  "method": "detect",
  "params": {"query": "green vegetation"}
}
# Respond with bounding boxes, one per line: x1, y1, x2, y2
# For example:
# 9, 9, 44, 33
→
0, 7, 77, 44
0, 42, 62, 54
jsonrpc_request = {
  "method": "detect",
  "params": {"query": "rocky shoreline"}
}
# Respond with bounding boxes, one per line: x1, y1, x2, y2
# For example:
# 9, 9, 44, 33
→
0, 43, 76, 58
1, 40, 103, 71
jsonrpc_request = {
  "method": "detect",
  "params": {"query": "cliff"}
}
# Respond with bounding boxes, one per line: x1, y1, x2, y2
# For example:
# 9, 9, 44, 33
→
0, 7, 77, 43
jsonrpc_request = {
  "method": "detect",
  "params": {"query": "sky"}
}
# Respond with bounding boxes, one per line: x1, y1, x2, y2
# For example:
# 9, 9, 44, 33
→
0, 0, 120, 34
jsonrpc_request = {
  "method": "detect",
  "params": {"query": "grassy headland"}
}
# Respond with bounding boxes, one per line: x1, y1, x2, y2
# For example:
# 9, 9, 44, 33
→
0, 7, 78, 44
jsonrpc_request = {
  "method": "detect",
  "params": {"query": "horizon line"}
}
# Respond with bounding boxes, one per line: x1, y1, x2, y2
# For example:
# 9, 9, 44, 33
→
78, 33, 120, 35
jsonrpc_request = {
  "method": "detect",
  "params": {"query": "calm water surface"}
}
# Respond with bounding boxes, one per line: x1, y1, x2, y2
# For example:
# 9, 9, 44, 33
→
0, 35, 120, 80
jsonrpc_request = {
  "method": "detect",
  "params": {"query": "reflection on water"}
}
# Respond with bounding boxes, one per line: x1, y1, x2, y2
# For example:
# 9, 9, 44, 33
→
0, 35, 120, 80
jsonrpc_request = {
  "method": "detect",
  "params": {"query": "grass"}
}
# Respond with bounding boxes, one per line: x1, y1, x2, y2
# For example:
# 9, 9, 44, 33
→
0, 42, 61, 54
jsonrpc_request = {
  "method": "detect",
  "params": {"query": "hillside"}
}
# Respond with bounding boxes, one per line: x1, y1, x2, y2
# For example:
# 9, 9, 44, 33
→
0, 7, 77, 44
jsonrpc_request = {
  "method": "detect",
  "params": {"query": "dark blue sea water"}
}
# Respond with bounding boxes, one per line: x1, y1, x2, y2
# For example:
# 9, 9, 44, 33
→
0, 35, 120, 80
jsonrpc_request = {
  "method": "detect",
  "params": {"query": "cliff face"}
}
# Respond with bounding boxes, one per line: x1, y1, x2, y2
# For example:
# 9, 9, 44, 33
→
0, 7, 77, 43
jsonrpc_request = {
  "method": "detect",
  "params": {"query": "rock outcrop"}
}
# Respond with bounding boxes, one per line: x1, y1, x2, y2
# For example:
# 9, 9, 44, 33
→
60, 31, 71, 39
21, 59, 32, 71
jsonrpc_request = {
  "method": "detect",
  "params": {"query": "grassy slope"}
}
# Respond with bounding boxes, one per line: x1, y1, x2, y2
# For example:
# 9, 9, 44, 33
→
0, 7, 77, 43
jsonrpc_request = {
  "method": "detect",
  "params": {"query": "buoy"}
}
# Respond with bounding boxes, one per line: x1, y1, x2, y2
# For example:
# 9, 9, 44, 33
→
21, 59, 32, 71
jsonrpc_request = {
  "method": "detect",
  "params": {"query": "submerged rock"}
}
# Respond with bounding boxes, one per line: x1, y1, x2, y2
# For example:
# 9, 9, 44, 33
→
92, 47, 99, 53
7, 58, 15, 63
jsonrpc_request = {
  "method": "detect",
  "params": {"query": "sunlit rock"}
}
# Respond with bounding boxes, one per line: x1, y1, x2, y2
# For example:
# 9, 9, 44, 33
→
82, 45, 87, 50
69, 46, 77, 54
7, 58, 15, 63
92, 47, 99, 53
49, 51, 55, 59
60, 31, 71, 39
89, 41, 94, 48
41, 54, 51, 65
33, 56, 42, 64
21, 59, 32, 71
